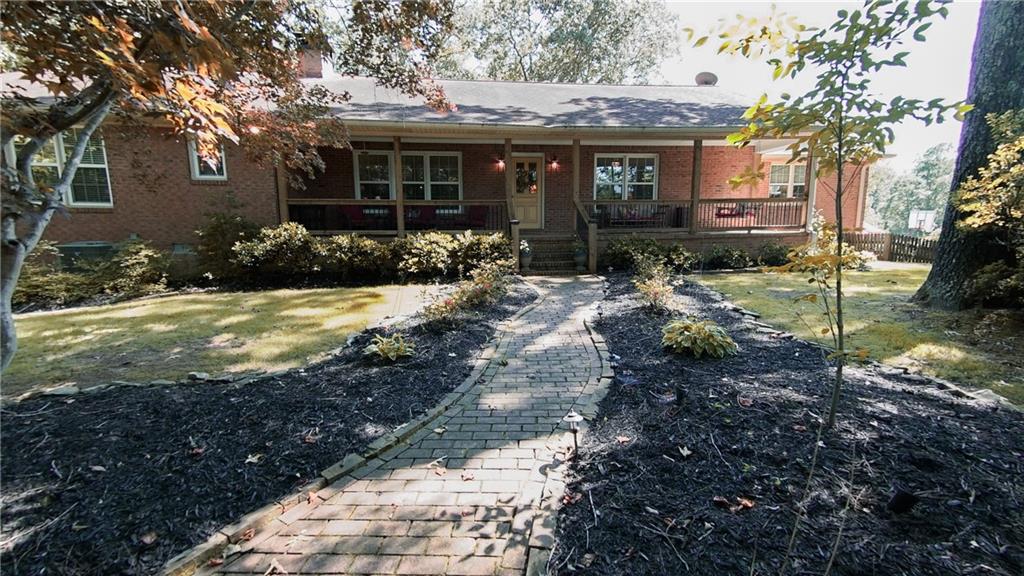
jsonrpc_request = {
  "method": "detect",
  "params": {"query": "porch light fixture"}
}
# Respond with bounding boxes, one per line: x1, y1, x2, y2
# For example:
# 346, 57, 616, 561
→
549, 155, 559, 169
496, 158, 505, 170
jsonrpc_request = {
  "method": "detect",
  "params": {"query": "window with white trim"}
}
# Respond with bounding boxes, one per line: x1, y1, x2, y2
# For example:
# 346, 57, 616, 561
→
188, 140, 228, 180
401, 152, 462, 200
354, 151, 394, 199
8, 130, 112, 206
769, 163, 806, 198
594, 154, 657, 200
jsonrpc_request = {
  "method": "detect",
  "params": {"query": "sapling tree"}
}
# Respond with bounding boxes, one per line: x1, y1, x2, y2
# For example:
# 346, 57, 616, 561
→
689, 0, 970, 427
0, 0, 454, 371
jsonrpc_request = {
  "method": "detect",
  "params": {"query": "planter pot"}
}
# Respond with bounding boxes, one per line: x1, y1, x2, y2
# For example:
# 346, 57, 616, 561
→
520, 253, 532, 271
574, 251, 587, 272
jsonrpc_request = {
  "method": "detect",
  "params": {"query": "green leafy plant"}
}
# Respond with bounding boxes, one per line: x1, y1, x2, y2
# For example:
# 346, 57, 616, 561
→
88, 240, 168, 297
662, 318, 738, 359
632, 258, 673, 310
666, 244, 698, 272
422, 261, 511, 324
363, 333, 415, 362
399, 231, 460, 278
756, 242, 791, 267
232, 222, 319, 281
12, 242, 98, 307
605, 236, 665, 269
195, 212, 260, 282
701, 246, 752, 270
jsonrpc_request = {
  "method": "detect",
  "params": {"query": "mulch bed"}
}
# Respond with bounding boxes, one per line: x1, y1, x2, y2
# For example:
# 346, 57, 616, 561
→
552, 274, 1023, 576
0, 281, 535, 576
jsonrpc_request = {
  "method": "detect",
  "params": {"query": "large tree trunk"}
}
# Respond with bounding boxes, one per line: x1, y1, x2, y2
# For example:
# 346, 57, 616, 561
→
914, 0, 1024, 309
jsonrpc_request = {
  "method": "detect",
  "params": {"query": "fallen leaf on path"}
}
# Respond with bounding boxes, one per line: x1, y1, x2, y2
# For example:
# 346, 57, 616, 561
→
461, 470, 475, 481
434, 467, 448, 477
433, 426, 447, 435
737, 396, 753, 407
207, 558, 225, 567
239, 527, 256, 541
615, 436, 631, 444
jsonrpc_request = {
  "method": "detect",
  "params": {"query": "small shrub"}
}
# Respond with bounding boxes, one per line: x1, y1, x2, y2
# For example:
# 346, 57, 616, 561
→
453, 231, 513, 276
701, 246, 752, 270
662, 318, 739, 359
318, 234, 394, 281
232, 222, 319, 281
605, 236, 665, 269
12, 242, 99, 307
421, 261, 511, 324
363, 333, 415, 362
755, 242, 790, 267
781, 218, 870, 274
966, 259, 1024, 308
88, 240, 168, 297
635, 275, 673, 310
400, 231, 460, 278
666, 244, 698, 272
195, 212, 259, 281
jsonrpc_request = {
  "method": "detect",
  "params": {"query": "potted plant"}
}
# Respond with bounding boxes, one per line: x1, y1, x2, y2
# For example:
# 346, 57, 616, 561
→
573, 239, 587, 272
519, 240, 533, 270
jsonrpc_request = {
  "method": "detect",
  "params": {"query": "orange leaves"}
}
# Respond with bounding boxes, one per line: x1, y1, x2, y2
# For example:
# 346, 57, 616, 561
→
712, 495, 757, 513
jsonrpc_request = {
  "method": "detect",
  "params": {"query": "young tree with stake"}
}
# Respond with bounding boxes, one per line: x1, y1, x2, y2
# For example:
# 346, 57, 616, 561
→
689, 0, 970, 427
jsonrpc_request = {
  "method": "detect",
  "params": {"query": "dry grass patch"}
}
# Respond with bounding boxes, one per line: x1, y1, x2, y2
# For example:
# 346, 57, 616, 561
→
696, 264, 1024, 404
5, 285, 434, 398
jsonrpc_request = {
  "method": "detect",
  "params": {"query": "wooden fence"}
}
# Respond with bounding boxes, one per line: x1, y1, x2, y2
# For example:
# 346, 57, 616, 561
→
845, 232, 937, 263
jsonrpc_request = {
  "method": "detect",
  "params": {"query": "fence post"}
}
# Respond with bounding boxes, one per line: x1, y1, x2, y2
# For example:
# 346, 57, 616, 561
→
882, 233, 894, 261
587, 221, 598, 274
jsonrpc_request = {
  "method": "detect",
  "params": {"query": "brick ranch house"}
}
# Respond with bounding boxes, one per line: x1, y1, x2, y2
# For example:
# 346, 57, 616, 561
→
5, 61, 869, 272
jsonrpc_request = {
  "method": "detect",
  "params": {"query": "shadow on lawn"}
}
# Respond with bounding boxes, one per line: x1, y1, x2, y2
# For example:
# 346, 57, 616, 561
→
0, 284, 535, 576
551, 275, 1024, 576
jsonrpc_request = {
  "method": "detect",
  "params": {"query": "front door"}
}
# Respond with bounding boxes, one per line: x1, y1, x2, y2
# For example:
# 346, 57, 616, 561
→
514, 156, 543, 229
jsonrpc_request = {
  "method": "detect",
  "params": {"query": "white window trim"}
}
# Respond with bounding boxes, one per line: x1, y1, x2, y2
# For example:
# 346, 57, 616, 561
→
769, 163, 807, 198
592, 153, 659, 200
188, 140, 228, 181
353, 151, 395, 199
401, 151, 463, 201
4, 132, 114, 208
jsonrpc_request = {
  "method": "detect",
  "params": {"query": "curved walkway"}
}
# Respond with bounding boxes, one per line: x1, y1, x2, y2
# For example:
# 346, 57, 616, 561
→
207, 276, 608, 576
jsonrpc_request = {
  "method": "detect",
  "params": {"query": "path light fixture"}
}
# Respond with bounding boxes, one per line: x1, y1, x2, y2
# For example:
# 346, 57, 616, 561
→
563, 410, 584, 458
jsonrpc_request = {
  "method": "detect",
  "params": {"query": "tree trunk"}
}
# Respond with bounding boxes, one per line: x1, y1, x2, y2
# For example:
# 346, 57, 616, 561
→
914, 0, 1024, 309
0, 238, 28, 371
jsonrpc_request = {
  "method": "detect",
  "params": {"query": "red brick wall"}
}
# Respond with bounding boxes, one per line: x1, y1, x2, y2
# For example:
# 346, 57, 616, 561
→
757, 155, 866, 229
42, 125, 279, 249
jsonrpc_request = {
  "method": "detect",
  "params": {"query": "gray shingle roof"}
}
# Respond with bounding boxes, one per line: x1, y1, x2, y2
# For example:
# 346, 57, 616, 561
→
310, 76, 755, 130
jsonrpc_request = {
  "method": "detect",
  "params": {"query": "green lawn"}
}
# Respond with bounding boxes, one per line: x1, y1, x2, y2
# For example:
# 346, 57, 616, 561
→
5, 285, 433, 398
696, 264, 1024, 404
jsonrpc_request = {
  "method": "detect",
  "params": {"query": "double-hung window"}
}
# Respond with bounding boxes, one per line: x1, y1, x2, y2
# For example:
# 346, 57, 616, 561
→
188, 140, 228, 181
401, 152, 462, 201
7, 130, 113, 207
355, 151, 463, 201
594, 154, 657, 200
354, 152, 394, 199
768, 164, 807, 198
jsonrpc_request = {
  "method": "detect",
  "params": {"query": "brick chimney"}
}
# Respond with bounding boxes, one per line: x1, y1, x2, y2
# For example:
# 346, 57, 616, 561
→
299, 49, 322, 78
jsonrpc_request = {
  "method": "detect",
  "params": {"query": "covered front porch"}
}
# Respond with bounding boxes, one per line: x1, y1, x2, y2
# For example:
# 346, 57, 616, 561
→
279, 133, 817, 271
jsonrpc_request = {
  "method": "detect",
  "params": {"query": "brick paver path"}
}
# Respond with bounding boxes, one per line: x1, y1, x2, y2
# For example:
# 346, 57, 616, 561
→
211, 276, 606, 575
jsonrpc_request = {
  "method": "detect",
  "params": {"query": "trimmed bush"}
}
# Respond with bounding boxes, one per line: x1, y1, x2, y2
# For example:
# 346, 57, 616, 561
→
399, 231, 461, 278
318, 234, 397, 282
662, 317, 738, 359
755, 242, 791, 267
89, 240, 168, 297
195, 212, 260, 281
232, 222, 320, 281
606, 236, 697, 273
701, 246, 752, 270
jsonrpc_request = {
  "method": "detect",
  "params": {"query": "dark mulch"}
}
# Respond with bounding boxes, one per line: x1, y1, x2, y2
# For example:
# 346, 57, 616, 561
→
0, 282, 535, 576
552, 274, 1023, 576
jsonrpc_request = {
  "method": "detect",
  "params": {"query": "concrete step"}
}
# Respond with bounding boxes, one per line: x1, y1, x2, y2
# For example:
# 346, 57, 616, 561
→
524, 259, 577, 272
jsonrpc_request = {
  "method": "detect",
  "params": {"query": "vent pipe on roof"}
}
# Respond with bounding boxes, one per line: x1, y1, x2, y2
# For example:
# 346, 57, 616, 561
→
695, 72, 718, 86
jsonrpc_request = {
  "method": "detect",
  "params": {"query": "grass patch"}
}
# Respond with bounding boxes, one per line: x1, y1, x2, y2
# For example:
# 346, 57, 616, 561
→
696, 265, 1024, 404
5, 285, 433, 398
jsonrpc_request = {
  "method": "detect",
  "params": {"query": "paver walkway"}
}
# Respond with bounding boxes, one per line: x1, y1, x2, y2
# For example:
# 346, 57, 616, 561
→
209, 276, 607, 576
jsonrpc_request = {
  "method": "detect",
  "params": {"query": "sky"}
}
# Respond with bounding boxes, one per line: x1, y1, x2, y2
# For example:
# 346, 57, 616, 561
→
658, 0, 981, 171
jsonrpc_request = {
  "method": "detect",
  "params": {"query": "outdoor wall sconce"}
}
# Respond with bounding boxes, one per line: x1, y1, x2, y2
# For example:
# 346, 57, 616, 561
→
548, 155, 559, 169
496, 158, 505, 170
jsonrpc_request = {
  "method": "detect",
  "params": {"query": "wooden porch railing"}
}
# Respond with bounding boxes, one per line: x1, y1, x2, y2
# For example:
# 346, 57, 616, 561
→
582, 200, 692, 230
287, 198, 507, 234
573, 197, 598, 273
696, 198, 807, 231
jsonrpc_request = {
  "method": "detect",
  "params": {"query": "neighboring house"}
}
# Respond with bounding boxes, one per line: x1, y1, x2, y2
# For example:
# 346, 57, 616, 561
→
4, 59, 870, 271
